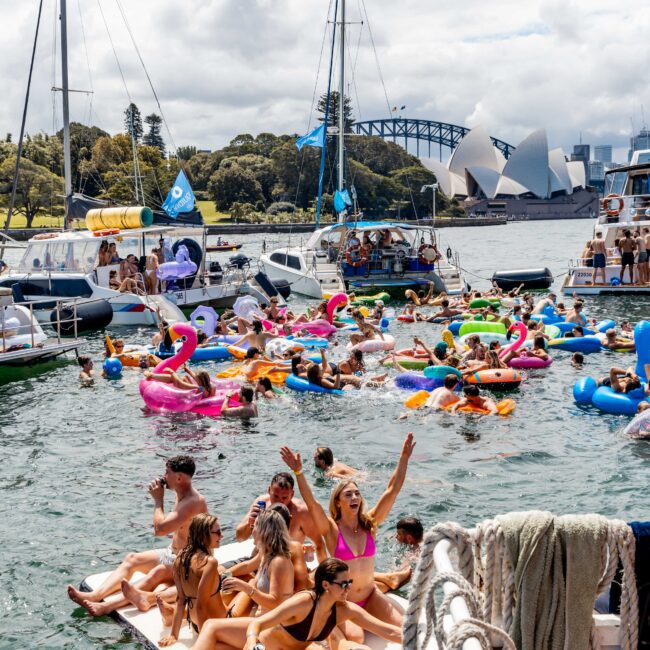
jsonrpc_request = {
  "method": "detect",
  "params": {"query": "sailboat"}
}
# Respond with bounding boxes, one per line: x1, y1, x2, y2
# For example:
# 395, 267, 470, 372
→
260, 0, 466, 300
0, 1, 283, 325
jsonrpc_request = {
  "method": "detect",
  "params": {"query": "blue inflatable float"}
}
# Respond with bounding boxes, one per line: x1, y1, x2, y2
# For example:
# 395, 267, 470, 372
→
548, 336, 603, 353
285, 374, 343, 395
573, 320, 650, 414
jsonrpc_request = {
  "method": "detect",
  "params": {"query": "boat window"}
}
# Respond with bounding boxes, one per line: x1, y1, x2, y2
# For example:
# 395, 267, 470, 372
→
286, 254, 301, 270
637, 152, 650, 164
631, 173, 650, 196
19, 241, 99, 273
270, 252, 287, 265
0, 278, 93, 298
604, 171, 627, 196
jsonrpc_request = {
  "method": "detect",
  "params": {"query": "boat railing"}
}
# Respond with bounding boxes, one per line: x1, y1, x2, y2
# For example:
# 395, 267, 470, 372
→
1, 296, 81, 353
598, 193, 650, 225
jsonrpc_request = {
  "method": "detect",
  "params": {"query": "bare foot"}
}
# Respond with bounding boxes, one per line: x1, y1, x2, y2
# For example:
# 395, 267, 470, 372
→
83, 599, 114, 617
391, 565, 413, 590
156, 595, 174, 627
121, 579, 155, 612
67, 584, 96, 606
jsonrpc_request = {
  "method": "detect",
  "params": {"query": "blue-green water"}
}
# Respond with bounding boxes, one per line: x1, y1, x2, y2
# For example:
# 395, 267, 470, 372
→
1, 220, 649, 649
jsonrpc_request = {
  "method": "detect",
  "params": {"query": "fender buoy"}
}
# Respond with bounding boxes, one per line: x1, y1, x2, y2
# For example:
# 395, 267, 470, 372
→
602, 194, 624, 217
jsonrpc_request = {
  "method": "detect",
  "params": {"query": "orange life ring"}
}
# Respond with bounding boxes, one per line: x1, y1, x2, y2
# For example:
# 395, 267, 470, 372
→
93, 228, 121, 237
602, 194, 624, 217
418, 245, 439, 265
345, 247, 368, 268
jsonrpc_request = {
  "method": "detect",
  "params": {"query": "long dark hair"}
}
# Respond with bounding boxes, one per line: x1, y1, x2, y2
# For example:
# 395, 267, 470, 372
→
313, 558, 349, 596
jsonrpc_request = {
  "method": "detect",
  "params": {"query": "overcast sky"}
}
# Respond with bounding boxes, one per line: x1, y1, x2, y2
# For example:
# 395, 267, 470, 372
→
1, 0, 648, 162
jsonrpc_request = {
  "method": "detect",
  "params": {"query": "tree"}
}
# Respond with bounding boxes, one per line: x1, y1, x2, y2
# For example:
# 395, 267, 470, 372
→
0, 156, 64, 227
316, 91, 355, 132
209, 160, 264, 210
124, 103, 143, 142
143, 113, 165, 156
176, 145, 197, 161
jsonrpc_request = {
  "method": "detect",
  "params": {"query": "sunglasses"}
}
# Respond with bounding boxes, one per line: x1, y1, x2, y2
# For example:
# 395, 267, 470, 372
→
211, 528, 222, 535
331, 579, 353, 589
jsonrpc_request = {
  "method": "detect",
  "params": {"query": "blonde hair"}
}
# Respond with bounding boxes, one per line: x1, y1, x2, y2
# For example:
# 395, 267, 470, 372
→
329, 481, 375, 535
255, 510, 291, 565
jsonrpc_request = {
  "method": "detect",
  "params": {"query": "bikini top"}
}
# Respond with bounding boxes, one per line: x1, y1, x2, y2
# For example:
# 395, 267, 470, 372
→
333, 529, 376, 561
282, 594, 337, 642
256, 563, 270, 593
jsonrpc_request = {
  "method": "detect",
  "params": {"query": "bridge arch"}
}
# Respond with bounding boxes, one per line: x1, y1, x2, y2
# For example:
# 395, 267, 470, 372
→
352, 118, 515, 160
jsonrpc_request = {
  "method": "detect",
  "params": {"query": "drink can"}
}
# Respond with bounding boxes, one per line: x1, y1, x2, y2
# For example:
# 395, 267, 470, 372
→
303, 542, 315, 563
257, 500, 266, 511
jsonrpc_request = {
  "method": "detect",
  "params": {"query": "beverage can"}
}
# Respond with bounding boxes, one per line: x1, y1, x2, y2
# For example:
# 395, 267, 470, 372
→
303, 542, 315, 563
257, 500, 266, 511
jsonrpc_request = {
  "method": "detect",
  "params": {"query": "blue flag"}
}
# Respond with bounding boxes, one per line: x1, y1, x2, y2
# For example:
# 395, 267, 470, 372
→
162, 169, 195, 219
296, 123, 325, 151
333, 189, 352, 213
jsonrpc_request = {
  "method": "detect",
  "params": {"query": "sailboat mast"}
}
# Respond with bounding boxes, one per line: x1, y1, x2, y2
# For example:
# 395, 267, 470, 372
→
337, 0, 345, 206
60, 0, 72, 229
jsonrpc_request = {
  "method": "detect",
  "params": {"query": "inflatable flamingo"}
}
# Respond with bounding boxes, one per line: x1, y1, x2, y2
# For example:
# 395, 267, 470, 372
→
139, 322, 239, 416
326, 293, 348, 324
500, 321, 552, 369
294, 319, 338, 337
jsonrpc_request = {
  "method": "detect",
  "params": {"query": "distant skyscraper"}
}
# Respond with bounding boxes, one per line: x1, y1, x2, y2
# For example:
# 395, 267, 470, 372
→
587, 160, 605, 182
571, 144, 590, 178
594, 145, 612, 164
628, 128, 650, 161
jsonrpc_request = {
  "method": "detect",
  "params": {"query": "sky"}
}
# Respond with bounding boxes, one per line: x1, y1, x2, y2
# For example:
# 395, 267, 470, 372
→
0, 0, 649, 163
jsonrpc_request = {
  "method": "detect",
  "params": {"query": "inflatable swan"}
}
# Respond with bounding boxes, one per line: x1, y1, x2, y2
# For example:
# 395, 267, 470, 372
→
139, 322, 239, 416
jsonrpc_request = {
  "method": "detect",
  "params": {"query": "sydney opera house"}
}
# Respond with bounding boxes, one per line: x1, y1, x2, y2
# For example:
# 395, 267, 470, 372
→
423, 127, 598, 220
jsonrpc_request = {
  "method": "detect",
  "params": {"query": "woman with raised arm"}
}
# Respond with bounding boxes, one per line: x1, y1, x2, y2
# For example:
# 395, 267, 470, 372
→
191, 558, 401, 650
279, 433, 415, 643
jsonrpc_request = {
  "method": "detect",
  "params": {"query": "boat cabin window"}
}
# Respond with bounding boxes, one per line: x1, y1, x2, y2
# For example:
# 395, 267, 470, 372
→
19, 241, 100, 273
269, 252, 301, 270
604, 171, 627, 197
631, 173, 650, 197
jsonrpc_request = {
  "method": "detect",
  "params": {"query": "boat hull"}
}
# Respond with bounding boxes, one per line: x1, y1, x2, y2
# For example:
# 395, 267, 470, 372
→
563, 265, 650, 295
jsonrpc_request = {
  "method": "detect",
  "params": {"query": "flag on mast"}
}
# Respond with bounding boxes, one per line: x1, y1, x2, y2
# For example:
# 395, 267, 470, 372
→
296, 124, 326, 151
162, 170, 195, 219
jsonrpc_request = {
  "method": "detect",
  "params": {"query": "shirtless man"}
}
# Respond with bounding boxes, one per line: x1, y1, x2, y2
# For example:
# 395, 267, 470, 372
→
565, 300, 587, 326
450, 384, 498, 414
313, 446, 358, 479
619, 230, 636, 284
635, 230, 648, 284
67, 455, 207, 616
236, 472, 326, 561
78, 355, 94, 386
425, 374, 460, 409
589, 231, 607, 285
221, 386, 258, 418
430, 299, 463, 320
232, 320, 278, 352
532, 292, 556, 315
602, 329, 636, 351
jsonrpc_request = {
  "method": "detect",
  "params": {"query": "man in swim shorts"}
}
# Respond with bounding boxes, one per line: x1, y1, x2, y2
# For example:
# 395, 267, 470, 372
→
67, 455, 207, 616
589, 231, 608, 285
619, 230, 637, 285
236, 471, 326, 561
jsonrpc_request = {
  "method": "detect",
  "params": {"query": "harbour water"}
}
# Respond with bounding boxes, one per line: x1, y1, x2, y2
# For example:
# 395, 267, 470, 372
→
1, 219, 649, 649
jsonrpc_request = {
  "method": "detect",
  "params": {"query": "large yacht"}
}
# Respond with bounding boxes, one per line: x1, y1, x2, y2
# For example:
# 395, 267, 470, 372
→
563, 149, 650, 294
0, 225, 282, 326
260, 220, 465, 299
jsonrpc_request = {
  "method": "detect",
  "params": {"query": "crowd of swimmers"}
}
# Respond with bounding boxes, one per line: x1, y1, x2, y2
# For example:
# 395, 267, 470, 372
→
68, 437, 422, 649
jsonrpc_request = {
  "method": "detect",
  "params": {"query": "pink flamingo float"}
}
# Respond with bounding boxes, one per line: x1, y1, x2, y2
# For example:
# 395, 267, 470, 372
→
139, 322, 240, 416
499, 321, 553, 369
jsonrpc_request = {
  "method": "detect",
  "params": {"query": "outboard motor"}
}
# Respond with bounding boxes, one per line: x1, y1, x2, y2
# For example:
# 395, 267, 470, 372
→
228, 253, 250, 270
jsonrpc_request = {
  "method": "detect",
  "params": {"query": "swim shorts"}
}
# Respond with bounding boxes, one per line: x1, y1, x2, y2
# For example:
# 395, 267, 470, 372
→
638, 251, 648, 263
593, 253, 606, 268
622, 252, 635, 267
158, 545, 176, 566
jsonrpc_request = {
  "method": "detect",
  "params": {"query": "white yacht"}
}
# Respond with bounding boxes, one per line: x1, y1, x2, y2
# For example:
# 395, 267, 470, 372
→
563, 149, 650, 294
260, 220, 465, 299
0, 226, 281, 326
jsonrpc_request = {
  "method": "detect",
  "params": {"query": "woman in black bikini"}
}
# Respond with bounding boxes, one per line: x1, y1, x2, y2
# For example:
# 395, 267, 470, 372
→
192, 558, 401, 650
159, 514, 226, 647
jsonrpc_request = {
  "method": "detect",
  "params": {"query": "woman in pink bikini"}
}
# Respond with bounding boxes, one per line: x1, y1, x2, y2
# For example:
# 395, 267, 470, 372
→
280, 432, 415, 643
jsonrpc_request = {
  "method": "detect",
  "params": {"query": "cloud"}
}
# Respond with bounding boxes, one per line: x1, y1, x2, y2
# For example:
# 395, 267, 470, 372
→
0, 0, 647, 163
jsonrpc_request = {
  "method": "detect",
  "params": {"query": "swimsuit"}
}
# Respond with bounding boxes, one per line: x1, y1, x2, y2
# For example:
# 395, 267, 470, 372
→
157, 545, 176, 567
184, 571, 222, 633
333, 530, 376, 608
282, 594, 337, 642
593, 253, 606, 268
622, 252, 635, 267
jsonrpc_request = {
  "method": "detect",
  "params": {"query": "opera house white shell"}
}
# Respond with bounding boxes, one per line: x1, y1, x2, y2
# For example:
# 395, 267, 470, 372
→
422, 127, 586, 201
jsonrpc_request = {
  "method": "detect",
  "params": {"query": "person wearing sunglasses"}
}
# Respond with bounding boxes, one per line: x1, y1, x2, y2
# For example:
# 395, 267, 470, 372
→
158, 514, 226, 646
279, 434, 415, 642
192, 558, 401, 650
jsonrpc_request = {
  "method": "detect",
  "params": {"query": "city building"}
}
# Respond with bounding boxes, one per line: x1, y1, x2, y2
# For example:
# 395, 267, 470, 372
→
422, 127, 598, 220
594, 145, 612, 164
587, 160, 605, 193
628, 128, 650, 161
